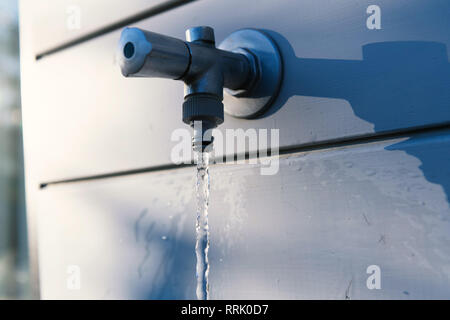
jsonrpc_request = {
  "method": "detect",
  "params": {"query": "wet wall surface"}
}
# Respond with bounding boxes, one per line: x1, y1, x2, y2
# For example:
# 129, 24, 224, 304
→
19, 0, 450, 298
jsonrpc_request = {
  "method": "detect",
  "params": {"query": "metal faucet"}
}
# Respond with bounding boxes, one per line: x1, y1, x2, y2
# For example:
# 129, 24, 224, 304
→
117, 26, 282, 152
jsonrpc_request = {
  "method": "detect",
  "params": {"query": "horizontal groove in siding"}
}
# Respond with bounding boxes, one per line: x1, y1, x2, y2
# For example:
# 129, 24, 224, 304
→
35, 0, 197, 60
39, 122, 450, 189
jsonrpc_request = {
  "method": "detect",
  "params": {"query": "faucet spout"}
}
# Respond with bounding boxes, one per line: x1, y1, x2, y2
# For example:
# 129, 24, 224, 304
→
118, 27, 191, 79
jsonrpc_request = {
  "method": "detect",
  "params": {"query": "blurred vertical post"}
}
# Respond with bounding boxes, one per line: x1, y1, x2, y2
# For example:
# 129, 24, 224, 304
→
0, 0, 30, 299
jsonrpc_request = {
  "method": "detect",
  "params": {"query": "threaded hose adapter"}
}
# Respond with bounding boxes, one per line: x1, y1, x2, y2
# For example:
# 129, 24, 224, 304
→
182, 94, 224, 126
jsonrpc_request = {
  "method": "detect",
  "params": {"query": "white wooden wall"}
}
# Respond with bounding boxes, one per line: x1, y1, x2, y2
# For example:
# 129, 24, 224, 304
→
19, 0, 450, 299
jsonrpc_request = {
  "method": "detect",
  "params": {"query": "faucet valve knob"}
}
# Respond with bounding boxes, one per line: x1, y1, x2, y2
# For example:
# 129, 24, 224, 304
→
186, 26, 215, 45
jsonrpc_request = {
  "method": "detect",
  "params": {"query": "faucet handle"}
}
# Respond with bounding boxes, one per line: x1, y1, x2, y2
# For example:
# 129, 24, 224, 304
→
186, 26, 215, 44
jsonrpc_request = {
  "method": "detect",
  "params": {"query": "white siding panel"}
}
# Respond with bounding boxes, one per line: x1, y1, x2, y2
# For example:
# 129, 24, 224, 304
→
37, 130, 450, 299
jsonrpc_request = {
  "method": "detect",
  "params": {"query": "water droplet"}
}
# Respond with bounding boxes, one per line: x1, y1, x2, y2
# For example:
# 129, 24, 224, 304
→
364, 168, 377, 176
344, 161, 354, 168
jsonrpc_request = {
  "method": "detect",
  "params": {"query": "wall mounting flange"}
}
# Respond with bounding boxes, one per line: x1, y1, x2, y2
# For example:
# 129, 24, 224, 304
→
219, 29, 283, 119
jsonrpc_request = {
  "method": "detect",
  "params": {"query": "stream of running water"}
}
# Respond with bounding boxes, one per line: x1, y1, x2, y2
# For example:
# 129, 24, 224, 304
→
195, 151, 211, 300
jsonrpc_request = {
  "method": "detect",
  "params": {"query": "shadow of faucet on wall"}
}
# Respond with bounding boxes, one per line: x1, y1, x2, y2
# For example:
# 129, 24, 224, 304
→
263, 31, 450, 202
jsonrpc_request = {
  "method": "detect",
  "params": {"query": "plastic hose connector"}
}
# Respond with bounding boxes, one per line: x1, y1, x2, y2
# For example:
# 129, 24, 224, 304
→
182, 94, 224, 126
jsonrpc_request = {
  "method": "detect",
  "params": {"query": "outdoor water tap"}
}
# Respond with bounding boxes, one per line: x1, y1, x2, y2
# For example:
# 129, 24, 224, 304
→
117, 26, 282, 152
